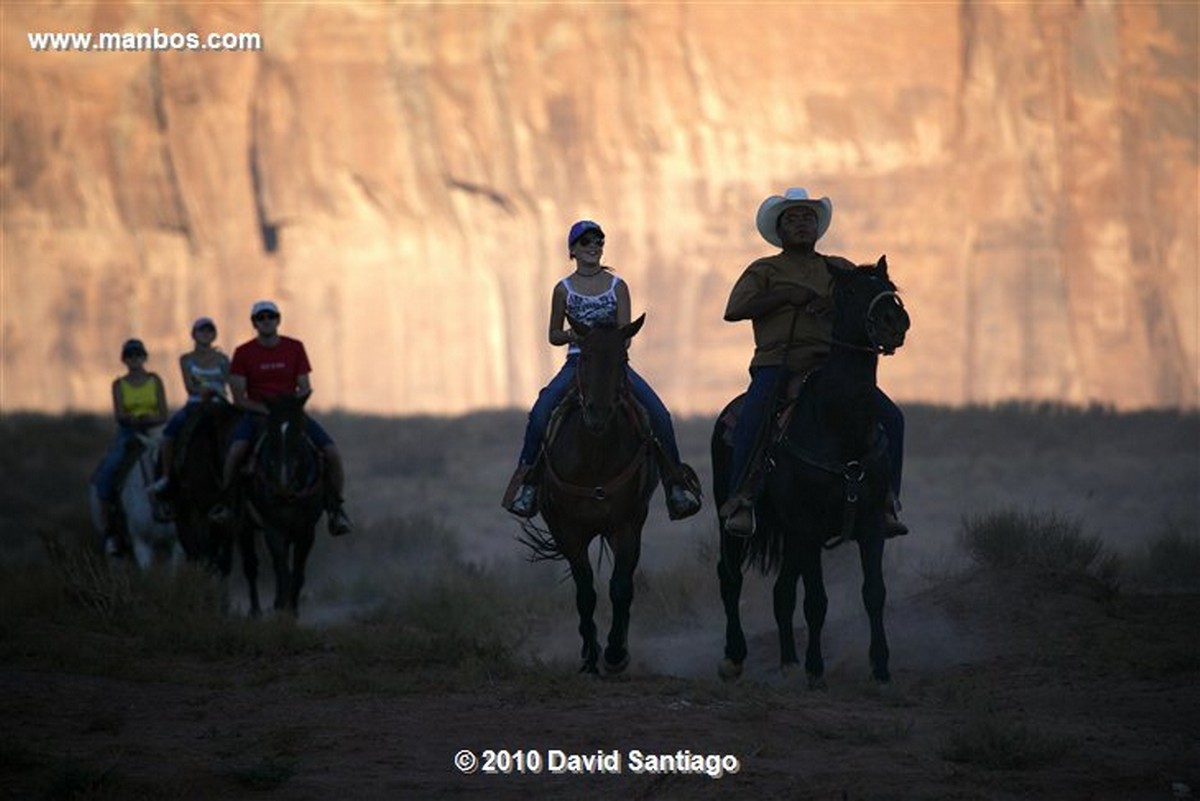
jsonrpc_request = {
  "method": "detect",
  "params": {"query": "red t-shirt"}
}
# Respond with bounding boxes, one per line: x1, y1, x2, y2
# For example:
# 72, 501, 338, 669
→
230, 336, 312, 402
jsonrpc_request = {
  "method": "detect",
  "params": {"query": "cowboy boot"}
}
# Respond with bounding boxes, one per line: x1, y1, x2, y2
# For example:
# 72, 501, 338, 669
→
664, 463, 702, 521
502, 464, 539, 518
327, 499, 354, 537
98, 501, 122, 556
884, 490, 908, 538
720, 496, 755, 538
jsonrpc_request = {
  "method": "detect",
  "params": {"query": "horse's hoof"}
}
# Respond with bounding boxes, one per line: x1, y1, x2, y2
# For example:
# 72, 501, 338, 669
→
602, 652, 630, 675
718, 658, 743, 681
807, 673, 828, 691
579, 662, 600, 676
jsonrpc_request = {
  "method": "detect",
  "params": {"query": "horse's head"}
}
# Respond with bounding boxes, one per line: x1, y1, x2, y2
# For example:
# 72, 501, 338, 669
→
569, 314, 645, 433
259, 393, 320, 495
829, 255, 909, 355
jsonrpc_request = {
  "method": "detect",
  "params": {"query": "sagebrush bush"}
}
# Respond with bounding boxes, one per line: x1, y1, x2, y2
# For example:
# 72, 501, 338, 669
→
940, 714, 1069, 769
1139, 519, 1200, 590
958, 508, 1109, 575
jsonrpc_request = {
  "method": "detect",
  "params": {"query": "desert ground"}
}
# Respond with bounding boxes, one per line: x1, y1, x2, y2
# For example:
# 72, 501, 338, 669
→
1, 404, 1197, 800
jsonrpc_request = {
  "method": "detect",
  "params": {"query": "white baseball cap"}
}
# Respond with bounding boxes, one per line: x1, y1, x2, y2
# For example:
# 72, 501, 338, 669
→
250, 300, 280, 317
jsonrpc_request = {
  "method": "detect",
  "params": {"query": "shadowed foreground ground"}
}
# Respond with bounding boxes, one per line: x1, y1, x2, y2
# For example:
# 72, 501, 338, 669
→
1, 406, 1197, 799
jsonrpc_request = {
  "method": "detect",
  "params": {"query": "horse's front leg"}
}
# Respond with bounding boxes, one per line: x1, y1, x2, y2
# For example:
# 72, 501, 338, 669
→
288, 527, 316, 615
717, 534, 749, 680
264, 529, 292, 614
603, 524, 642, 674
566, 550, 601, 675
859, 534, 890, 684
773, 537, 806, 676
798, 542, 829, 688
239, 524, 262, 617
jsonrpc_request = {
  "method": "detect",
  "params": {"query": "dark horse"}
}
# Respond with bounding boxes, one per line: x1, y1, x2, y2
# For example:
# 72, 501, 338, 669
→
238, 393, 325, 616
521, 315, 658, 675
172, 399, 246, 577
711, 256, 910, 687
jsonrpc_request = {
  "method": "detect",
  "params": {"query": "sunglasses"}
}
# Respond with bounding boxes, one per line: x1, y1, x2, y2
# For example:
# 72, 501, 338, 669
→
252, 312, 279, 322
194, 324, 216, 333
576, 235, 605, 248
122, 350, 147, 359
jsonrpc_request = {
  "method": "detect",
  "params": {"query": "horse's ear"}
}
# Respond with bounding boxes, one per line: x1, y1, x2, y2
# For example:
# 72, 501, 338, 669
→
622, 313, 646, 340
876, 254, 888, 277
568, 316, 590, 338
297, 390, 311, 408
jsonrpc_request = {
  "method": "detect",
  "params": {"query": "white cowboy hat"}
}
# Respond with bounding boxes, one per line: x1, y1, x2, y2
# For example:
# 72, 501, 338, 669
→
755, 188, 832, 246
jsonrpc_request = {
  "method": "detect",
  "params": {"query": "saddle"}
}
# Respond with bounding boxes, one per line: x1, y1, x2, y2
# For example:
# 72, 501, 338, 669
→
719, 368, 821, 507
533, 392, 655, 497
108, 435, 173, 523
720, 368, 819, 448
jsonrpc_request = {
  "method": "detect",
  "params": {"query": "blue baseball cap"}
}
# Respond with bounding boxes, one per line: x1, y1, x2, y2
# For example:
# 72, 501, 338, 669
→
567, 220, 604, 255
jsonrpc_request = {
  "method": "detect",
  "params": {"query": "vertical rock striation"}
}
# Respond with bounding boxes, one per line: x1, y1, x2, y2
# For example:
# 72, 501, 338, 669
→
2, 2, 1195, 414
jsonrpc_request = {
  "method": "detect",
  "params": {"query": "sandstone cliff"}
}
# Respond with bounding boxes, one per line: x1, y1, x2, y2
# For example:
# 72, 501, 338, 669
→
2, 2, 1196, 414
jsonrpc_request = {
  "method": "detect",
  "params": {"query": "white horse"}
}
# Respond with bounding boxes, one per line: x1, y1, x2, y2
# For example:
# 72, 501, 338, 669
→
89, 431, 181, 570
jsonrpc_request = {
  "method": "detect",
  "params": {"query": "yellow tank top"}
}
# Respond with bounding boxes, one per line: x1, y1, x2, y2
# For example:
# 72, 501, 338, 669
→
118, 377, 159, 418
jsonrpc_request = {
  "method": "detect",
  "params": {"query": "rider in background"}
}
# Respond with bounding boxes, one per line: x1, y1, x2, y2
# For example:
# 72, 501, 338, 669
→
91, 338, 168, 550
721, 188, 906, 538
151, 316, 230, 496
208, 300, 353, 537
502, 220, 702, 521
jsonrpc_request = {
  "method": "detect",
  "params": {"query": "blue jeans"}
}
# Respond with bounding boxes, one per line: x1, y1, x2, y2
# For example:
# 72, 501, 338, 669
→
231, 412, 335, 448
730, 366, 904, 498
162, 401, 198, 438
518, 354, 682, 466
93, 425, 138, 502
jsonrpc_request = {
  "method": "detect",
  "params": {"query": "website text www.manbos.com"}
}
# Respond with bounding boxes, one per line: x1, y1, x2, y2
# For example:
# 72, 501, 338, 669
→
28, 28, 262, 53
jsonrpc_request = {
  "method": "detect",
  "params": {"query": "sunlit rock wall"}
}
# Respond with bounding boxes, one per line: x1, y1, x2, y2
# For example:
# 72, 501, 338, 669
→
2, 2, 1196, 414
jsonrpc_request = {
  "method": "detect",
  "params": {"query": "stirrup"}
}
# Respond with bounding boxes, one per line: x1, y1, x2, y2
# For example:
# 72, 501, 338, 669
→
666, 484, 701, 521
722, 500, 754, 539
328, 507, 353, 537
507, 484, 538, 518
884, 491, 908, 538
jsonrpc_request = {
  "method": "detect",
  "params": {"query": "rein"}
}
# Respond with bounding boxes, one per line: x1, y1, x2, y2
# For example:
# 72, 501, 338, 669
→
544, 435, 650, 501
830, 290, 903, 355
544, 393, 650, 501
252, 419, 323, 501
780, 431, 887, 549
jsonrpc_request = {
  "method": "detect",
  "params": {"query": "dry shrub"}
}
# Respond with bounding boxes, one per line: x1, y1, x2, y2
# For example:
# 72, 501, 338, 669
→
958, 508, 1112, 576
1137, 519, 1200, 590
941, 713, 1069, 769
39, 529, 133, 621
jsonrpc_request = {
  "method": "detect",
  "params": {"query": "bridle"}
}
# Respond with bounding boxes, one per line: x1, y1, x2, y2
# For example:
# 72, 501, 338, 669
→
830, 289, 905, 355
572, 348, 630, 432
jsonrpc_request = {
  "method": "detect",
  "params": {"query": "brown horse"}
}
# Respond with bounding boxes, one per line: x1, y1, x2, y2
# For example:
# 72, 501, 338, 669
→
521, 314, 658, 674
171, 399, 245, 577
238, 393, 325, 616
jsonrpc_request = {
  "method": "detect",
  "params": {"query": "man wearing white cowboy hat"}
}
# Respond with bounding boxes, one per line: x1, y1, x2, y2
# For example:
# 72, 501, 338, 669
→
721, 188, 906, 538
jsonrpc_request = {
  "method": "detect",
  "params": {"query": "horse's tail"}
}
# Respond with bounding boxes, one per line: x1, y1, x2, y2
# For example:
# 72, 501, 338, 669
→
516, 518, 563, 563
745, 517, 785, 576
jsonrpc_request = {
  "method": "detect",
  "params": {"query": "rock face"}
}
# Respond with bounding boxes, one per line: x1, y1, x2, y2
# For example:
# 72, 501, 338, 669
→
3, 2, 1196, 414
